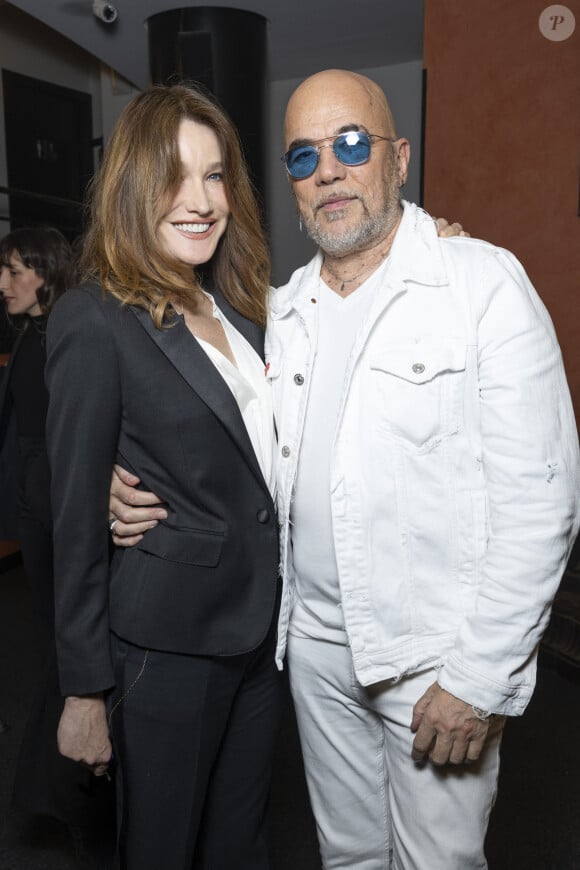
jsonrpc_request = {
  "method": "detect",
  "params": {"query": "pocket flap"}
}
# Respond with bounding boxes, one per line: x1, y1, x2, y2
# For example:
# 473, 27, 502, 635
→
136, 523, 224, 567
370, 339, 466, 384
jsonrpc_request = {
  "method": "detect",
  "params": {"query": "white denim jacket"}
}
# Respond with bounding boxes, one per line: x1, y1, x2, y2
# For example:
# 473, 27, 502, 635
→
266, 202, 579, 716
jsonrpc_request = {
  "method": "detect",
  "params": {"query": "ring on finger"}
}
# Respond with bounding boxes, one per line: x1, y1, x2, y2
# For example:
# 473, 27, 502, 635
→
109, 518, 119, 534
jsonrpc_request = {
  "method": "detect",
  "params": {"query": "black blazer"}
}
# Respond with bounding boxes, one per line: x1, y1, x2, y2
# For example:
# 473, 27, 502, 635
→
46, 283, 279, 697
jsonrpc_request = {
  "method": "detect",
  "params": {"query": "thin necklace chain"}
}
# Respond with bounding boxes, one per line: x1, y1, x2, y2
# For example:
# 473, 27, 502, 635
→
322, 240, 393, 293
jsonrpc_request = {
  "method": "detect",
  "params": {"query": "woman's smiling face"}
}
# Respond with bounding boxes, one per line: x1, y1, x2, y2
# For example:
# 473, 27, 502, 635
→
158, 119, 230, 267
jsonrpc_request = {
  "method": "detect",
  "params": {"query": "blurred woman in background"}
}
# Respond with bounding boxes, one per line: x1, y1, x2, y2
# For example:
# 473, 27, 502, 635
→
0, 227, 114, 847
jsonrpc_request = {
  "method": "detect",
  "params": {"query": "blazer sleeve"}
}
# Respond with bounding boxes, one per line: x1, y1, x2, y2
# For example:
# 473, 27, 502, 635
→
46, 287, 122, 696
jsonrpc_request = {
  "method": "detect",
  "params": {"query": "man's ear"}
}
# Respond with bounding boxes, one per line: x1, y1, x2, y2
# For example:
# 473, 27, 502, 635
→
394, 138, 410, 187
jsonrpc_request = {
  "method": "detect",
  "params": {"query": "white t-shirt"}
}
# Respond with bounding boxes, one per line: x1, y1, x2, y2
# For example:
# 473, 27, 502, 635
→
290, 274, 383, 642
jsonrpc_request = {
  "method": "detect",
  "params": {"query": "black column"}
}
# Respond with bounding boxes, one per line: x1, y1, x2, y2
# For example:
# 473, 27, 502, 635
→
147, 7, 268, 207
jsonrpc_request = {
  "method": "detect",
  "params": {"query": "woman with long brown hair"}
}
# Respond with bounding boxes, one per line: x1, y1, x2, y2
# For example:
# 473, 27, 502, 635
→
45, 84, 281, 869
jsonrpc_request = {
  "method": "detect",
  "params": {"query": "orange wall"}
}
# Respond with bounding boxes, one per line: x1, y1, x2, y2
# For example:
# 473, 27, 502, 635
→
423, 0, 580, 416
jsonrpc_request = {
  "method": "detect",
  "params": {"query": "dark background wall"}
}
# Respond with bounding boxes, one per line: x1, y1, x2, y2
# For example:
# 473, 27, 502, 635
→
423, 0, 580, 418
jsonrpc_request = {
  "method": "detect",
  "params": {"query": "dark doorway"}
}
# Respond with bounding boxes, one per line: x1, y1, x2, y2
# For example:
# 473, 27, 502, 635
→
2, 70, 94, 243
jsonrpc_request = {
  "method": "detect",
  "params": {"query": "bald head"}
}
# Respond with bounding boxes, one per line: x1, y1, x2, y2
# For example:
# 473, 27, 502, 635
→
284, 69, 397, 147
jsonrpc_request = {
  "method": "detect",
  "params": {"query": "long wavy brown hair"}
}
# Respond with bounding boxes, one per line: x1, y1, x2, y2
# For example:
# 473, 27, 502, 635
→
79, 83, 270, 327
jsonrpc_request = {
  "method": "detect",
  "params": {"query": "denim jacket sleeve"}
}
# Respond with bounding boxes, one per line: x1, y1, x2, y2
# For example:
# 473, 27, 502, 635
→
438, 247, 580, 715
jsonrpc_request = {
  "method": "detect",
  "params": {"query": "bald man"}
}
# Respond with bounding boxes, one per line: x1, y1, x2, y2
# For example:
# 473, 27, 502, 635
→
110, 70, 579, 868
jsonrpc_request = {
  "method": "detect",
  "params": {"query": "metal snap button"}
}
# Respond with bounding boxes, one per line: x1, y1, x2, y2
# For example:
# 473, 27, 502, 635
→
412, 363, 425, 374
293, 373, 304, 385
281, 446, 291, 458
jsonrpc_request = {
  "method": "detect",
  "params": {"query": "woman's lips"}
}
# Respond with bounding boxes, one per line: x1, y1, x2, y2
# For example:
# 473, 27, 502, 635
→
173, 221, 214, 238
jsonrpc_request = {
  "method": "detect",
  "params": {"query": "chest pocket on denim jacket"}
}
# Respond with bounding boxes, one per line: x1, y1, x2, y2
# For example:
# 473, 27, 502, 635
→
369, 339, 466, 450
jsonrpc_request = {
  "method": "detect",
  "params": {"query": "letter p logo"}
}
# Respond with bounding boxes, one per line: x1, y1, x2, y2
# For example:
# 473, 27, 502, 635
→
539, 5, 576, 41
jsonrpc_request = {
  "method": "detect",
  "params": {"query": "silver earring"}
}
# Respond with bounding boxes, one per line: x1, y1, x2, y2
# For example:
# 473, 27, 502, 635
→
299, 217, 303, 232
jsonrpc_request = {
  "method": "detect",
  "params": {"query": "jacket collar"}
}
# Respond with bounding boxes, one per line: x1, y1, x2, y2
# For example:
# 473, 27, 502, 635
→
269, 201, 449, 321
129, 304, 268, 494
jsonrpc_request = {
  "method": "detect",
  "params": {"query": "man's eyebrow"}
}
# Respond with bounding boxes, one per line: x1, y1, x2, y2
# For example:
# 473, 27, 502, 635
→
286, 124, 366, 151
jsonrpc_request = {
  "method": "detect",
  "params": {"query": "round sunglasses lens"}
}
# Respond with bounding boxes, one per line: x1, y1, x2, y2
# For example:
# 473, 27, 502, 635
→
334, 132, 371, 165
286, 145, 318, 179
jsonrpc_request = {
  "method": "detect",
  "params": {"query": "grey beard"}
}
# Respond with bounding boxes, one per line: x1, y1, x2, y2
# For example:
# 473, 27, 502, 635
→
303, 195, 401, 258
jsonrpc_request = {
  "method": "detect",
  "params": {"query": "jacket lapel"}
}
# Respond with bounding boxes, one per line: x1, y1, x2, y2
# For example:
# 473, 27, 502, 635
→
129, 305, 267, 491
210, 288, 265, 361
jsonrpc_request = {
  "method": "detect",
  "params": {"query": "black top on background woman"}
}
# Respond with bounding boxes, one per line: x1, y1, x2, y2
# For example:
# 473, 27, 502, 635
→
46, 84, 281, 869
0, 227, 114, 841
0, 227, 69, 549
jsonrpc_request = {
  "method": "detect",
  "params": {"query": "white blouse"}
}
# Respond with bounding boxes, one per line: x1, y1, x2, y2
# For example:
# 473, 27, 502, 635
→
195, 294, 276, 499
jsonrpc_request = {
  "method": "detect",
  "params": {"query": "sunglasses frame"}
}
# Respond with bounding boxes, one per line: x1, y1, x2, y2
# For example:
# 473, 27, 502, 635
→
282, 131, 396, 180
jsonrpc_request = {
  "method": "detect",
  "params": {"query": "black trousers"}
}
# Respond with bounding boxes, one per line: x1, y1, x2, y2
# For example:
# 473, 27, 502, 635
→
109, 608, 283, 870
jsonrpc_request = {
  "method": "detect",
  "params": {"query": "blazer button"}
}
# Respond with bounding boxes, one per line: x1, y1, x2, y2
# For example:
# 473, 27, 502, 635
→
256, 508, 270, 524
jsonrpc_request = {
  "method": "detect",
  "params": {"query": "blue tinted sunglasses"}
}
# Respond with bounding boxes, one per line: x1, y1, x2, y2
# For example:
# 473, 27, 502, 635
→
283, 131, 395, 180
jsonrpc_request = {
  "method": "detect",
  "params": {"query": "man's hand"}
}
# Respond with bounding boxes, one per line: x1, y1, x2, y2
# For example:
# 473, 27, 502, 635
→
57, 694, 112, 777
410, 682, 490, 766
109, 464, 167, 547
434, 217, 470, 238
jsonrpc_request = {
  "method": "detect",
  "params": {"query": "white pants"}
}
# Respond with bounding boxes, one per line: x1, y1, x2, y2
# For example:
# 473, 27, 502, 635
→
287, 634, 505, 870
